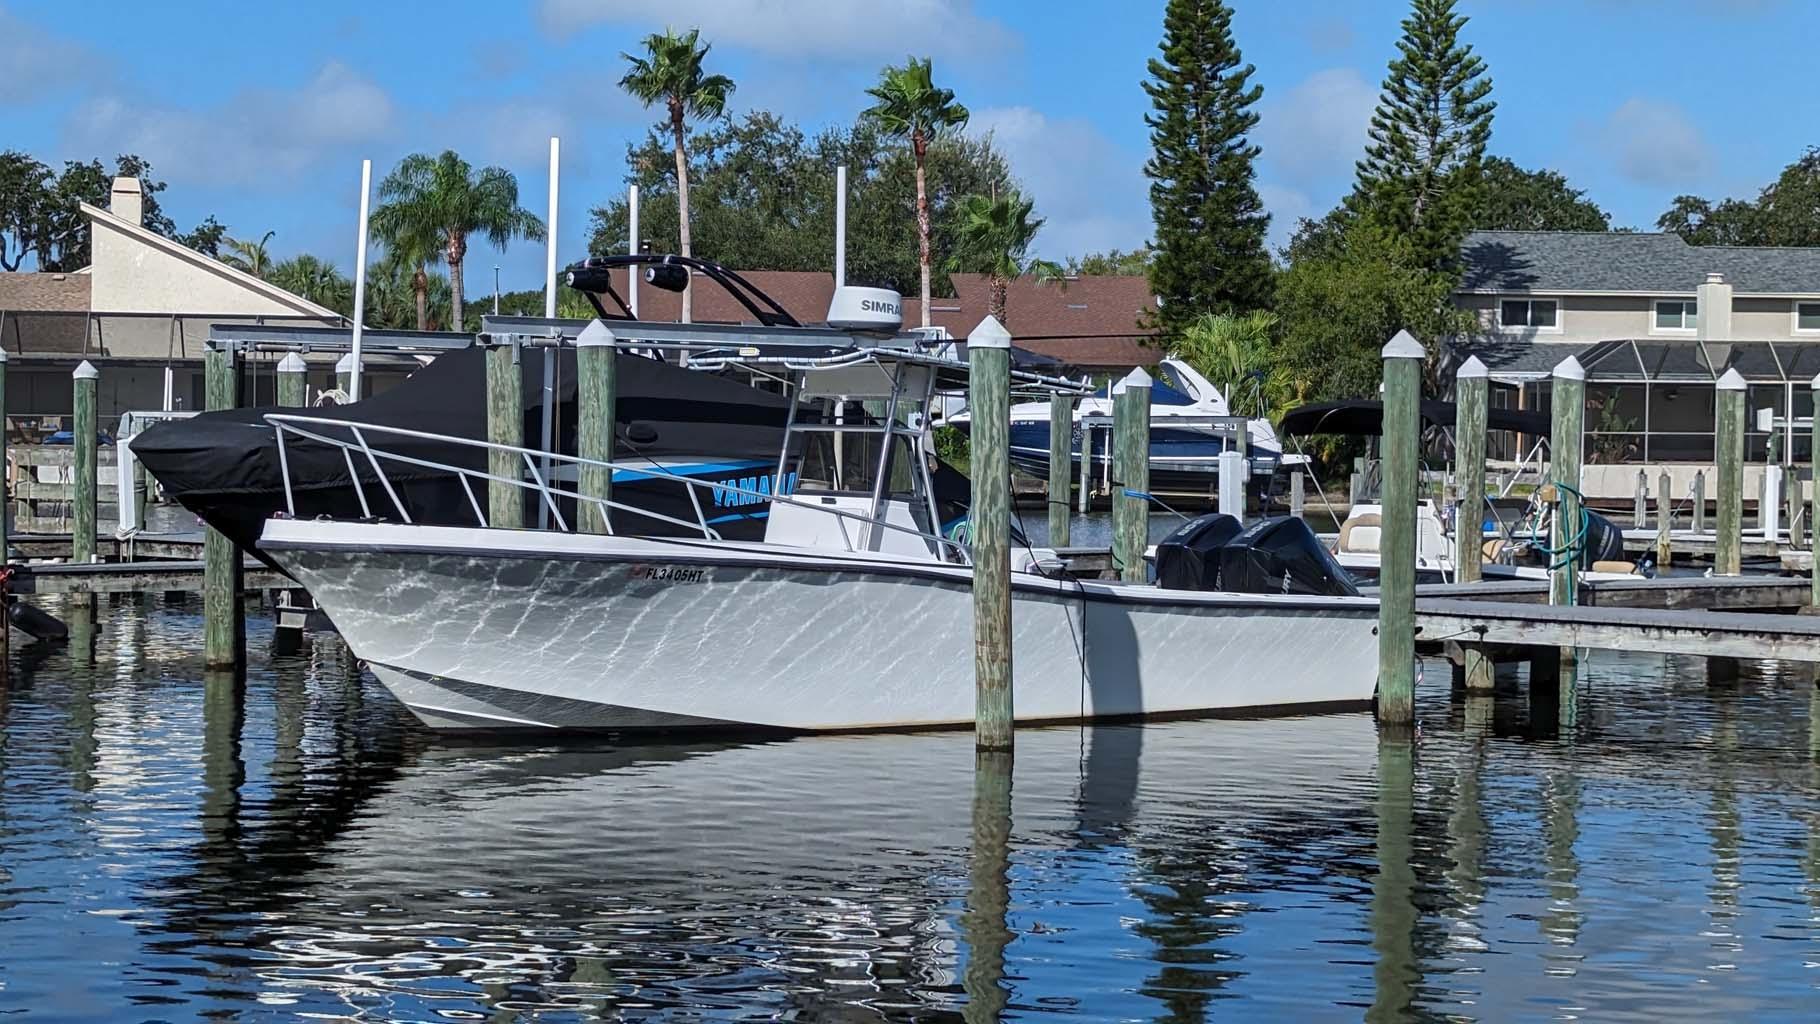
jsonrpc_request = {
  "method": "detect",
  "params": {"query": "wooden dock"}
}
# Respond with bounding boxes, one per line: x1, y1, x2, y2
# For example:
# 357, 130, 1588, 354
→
7, 558, 285, 596
1415, 597, 1820, 662
1411, 574, 1811, 611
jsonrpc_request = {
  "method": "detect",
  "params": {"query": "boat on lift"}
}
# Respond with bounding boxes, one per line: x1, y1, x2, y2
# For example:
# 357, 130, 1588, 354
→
256, 294, 1382, 733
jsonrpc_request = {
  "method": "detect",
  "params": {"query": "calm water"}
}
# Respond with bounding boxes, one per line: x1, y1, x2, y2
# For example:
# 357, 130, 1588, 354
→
3, 598, 1819, 1021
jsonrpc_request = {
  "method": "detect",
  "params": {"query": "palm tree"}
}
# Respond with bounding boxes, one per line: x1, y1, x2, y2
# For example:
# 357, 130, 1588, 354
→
270, 254, 353, 315
372, 151, 544, 330
619, 28, 734, 324
947, 192, 1061, 330
1175, 311, 1283, 419
220, 230, 276, 278
368, 190, 444, 331
862, 57, 970, 328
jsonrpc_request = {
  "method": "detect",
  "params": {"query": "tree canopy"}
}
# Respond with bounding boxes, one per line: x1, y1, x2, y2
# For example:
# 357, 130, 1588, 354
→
1657, 147, 1820, 246
1142, 0, 1273, 330
0, 151, 219, 272
587, 111, 1013, 297
1350, 0, 1495, 273
1472, 157, 1609, 232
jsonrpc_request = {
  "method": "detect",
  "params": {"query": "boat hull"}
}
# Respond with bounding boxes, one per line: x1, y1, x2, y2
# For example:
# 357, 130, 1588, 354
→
260, 521, 1382, 733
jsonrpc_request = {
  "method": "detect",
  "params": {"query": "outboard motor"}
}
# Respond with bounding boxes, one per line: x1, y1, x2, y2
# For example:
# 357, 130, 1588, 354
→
1578, 510, 1626, 568
1154, 514, 1245, 590
1216, 516, 1361, 597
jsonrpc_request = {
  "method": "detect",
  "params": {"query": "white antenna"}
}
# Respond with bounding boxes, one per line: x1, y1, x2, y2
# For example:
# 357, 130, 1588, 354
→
628, 183, 640, 317
348, 158, 371, 401
544, 137, 560, 318
835, 164, 847, 286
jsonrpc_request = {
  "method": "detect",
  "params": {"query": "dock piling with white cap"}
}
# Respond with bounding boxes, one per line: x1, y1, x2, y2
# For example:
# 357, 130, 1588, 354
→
1112, 367, 1152, 583
968, 316, 1014, 750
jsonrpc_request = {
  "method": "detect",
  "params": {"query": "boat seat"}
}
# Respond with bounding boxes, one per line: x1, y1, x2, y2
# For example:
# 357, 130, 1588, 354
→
1591, 560, 1637, 575
1337, 513, 1381, 554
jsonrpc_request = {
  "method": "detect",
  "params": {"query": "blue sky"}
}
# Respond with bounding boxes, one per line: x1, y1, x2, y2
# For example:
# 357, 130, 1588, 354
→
1, 0, 1812, 293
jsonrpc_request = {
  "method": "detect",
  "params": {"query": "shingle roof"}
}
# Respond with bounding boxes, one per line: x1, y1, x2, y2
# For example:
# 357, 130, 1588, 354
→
0, 272, 91, 312
1459, 230, 1820, 295
590, 268, 1160, 369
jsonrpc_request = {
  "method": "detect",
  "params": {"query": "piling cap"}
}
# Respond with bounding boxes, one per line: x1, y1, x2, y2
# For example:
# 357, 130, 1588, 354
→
1112, 366, 1152, 396
1456, 355, 1488, 379
967, 316, 1011, 349
0, 347, 8, 364
577, 319, 616, 348
277, 352, 307, 373
1381, 329, 1424, 360
335, 352, 357, 372
73, 360, 97, 381
1716, 367, 1747, 391
1811, 372, 1820, 391
1552, 355, 1585, 382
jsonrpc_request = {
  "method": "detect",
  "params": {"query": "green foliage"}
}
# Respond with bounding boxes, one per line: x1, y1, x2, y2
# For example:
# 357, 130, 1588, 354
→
1172, 310, 1287, 419
1274, 220, 1475, 399
269, 253, 352, 313
1142, 0, 1273, 331
1351, 0, 1495, 274
586, 112, 1013, 296
1473, 157, 1608, 231
220, 230, 276, 278
363, 250, 456, 331
1657, 147, 1820, 246
619, 28, 735, 124
862, 56, 971, 327
373, 150, 544, 330
0, 151, 212, 271
1065, 247, 1153, 276
175, 216, 227, 258
947, 190, 1061, 327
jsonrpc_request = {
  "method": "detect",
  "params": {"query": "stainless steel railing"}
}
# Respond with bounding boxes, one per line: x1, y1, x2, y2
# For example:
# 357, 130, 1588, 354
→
263, 413, 968, 561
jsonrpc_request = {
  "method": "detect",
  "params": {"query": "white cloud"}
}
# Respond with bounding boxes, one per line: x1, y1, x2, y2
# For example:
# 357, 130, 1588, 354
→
0, 6, 98, 102
63, 62, 395, 188
1596, 98, 1712, 187
970, 106, 1149, 261
538, 0, 1015, 60
1255, 67, 1376, 187
1256, 182, 1314, 256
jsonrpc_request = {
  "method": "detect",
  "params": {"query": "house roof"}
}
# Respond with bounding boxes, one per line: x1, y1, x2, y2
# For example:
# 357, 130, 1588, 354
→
1460, 230, 1820, 295
78, 201, 341, 318
587, 267, 1160, 368
0, 272, 91, 312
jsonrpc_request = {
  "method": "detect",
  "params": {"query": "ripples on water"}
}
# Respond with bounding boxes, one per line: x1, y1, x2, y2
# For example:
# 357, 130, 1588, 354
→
1, 596, 1817, 1020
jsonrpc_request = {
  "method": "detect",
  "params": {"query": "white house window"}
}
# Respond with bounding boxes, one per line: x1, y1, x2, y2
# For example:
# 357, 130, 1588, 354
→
1654, 299, 1698, 331
1797, 301, 1820, 332
1499, 297, 1558, 330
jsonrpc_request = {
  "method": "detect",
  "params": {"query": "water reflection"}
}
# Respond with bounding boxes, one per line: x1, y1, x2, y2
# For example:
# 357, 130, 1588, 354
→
2, 601, 1820, 1019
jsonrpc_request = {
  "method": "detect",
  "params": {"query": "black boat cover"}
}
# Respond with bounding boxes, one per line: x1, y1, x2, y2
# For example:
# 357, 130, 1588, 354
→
135, 346, 798, 557
1155, 513, 1359, 597
1278, 399, 1551, 438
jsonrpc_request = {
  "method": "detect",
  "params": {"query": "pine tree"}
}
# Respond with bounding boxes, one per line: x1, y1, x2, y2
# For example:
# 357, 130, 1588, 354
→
1142, 0, 1273, 335
1352, 0, 1495, 275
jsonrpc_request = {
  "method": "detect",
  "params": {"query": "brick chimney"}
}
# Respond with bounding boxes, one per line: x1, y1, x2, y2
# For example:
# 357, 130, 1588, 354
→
108, 176, 143, 227
1696, 271, 1732, 341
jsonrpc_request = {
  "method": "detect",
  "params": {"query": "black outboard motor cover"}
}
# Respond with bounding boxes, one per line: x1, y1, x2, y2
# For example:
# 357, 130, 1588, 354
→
1579, 510, 1625, 567
1155, 514, 1245, 590
1217, 516, 1361, 597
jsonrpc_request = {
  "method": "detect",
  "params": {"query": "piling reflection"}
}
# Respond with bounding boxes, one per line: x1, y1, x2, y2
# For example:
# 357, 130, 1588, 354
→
962, 750, 1015, 1023
1539, 769, 1582, 955
1369, 735, 1419, 1023
1444, 725, 1488, 950
1705, 698, 1743, 969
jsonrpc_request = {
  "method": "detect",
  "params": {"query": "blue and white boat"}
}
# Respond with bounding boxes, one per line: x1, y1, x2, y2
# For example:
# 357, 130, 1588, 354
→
957, 357, 1289, 497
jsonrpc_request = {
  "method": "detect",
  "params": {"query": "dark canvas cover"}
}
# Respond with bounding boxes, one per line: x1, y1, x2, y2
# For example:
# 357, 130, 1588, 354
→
1216, 516, 1360, 597
1154, 514, 1246, 591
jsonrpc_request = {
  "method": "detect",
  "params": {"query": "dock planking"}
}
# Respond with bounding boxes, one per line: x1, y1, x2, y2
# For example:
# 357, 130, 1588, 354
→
1414, 597, 1820, 662
1410, 574, 1812, 611
7, 559, 285, 596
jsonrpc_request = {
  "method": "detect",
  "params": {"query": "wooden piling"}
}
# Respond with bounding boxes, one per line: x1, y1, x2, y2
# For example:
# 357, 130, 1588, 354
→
1812, 373, 1820, 605
1377, 330, 1424, 725
1111, 368, 1152, 583
1787, 462, 1804, 552
1633, 469, 1648, 530
1715, 368, 1746, 576
1047, 393, 1072, 548
1693, 470, 1706, 534
1657, 469, 1673, 568
1455, 356, 1488, 583
203, 345, 243, 668
1290, 470, 1305, 520
0, 348, 10, 559
71, 361, 97, 564
1076, 422, 1092, 515
576, 321, 617, 534
1548, 357, 1586, 608
277, 351, 308, 409
968, 317, 1014, 750
485, 339, 524, 529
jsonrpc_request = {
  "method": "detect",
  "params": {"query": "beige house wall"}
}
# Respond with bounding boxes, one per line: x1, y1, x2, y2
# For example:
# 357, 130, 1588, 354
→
1462, 292, 1820, 344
